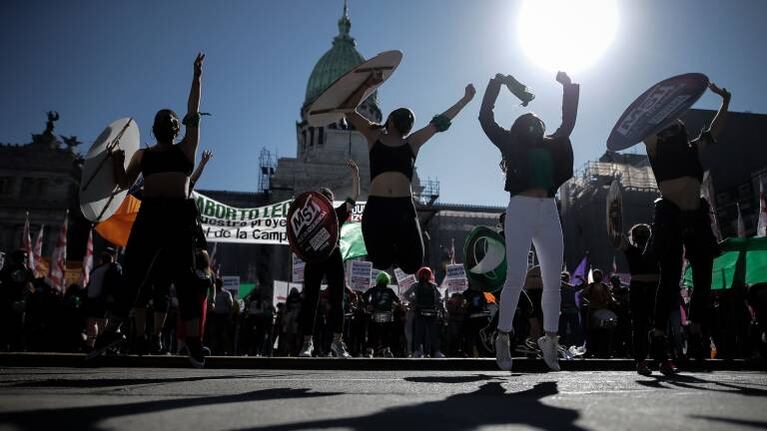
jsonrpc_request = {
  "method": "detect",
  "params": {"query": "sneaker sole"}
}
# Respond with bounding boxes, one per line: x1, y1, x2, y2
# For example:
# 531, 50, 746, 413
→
85, 338, 124, 361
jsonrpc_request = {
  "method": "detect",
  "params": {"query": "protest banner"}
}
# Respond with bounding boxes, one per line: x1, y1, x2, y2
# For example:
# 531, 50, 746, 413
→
349, 260, 373, 292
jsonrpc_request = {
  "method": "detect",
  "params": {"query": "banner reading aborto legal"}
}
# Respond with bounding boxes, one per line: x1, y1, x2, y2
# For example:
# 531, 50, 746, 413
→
193, 192, 292, 244
193, 192, 367, 246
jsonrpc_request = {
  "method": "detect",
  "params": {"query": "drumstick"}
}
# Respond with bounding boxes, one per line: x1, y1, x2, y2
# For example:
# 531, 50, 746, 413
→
81, 118, 134, 192
93, 184, 124, 222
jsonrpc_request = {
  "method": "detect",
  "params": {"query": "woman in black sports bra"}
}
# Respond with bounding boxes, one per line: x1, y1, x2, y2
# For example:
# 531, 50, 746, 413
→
345, 73, 475, 274
92, 53, 210, 367
642, 81, 731, 368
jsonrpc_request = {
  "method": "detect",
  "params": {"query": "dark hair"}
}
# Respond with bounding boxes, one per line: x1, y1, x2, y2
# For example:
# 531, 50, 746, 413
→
629, 223, 651, 247
320, 187, 334, 202
152, 109, 180, 144
657, 120, 688, 145
383, 108, 415, 136
195, 249, 211, 275
500, 113, 546, 173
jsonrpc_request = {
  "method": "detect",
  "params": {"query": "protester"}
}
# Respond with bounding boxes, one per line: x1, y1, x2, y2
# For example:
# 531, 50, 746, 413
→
363, 272, 399, 357
582, 269, 616, 358
559, 271, 583, 349
83, 249, 122, 352
463, 284, 490, 357
91, 53, 209, 368
207, 278, 233, 355
345, 73, 475, 274
480, 71, 579, 371
298, 160, 359, 358
404, 267, 445, 358
643, 81, 731, 370
0, 250, 34, 351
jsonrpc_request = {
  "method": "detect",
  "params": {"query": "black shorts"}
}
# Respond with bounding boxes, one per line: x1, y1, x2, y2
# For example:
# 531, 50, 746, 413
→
84, 297, 107, 319
115, 198, 199, 319
362, 196, 424, 274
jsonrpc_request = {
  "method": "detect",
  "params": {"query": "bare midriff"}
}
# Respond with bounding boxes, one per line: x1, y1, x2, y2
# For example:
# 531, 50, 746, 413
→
658, 177, 701, 211
142, 173, 190, 199
517, 187, 549, 198
370, 172, 412, 197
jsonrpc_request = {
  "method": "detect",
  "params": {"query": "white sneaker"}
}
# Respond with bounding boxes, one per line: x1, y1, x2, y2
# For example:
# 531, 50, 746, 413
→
299, 339, 314, 357
330, 340, 351, 358
538, 335, 561, 371
495, 333, 513, 371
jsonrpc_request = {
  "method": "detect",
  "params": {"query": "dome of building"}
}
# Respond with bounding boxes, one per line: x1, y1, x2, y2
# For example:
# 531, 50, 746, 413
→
303, 2, 378, 110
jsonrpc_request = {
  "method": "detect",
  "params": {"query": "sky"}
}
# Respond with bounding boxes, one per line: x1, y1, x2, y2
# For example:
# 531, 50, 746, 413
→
2, 0, 767, 206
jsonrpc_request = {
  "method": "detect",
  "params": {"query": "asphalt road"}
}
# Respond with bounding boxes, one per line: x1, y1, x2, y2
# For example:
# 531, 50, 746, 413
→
0, 367, 766, 430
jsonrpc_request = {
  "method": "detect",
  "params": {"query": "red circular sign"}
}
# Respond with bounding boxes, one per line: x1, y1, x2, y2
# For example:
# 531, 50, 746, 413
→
287, 191, 340, 263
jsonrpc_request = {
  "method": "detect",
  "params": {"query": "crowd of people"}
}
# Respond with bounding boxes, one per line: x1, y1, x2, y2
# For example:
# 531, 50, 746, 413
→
2, 245, 766, 369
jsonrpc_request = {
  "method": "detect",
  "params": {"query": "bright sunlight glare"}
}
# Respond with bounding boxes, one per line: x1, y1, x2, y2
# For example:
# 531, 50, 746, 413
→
517, 0, 619, 73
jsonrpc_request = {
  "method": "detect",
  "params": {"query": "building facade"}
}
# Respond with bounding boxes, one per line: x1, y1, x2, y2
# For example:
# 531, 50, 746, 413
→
0, 113, 90, 265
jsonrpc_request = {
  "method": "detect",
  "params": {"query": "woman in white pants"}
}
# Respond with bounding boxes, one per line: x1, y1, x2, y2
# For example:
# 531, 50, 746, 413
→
479, 71, 579, 371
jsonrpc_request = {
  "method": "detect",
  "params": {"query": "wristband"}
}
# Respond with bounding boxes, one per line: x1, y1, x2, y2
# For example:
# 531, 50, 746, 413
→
182, 112, 211, 127
430, 115, 451, 132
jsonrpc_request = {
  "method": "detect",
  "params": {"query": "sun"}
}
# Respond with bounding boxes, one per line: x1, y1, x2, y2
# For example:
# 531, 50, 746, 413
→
517, 0, 619, 73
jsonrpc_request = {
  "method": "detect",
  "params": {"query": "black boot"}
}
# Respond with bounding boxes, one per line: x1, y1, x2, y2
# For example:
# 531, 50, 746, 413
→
185, 337, 205, 368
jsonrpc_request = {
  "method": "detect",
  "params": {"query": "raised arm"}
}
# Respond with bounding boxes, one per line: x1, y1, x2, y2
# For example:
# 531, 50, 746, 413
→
478, 74, 509, 146
549, 71, 580, 139
345, 159, 360, 211
180, 53, 205, 161
408, 84, 475, 151
343, 72, 384, 145
706, 82, 731, 141
189, 149, 213, 195
112, 149, 142, 190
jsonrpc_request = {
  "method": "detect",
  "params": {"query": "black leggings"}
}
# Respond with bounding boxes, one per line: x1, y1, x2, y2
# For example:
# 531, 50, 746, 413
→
362, 196, 423, 274
629, 280, 658, 362
368, 320, 393, 350
651, 198, 717, 331
116, 199, 201, 321
299, 248, 345, 336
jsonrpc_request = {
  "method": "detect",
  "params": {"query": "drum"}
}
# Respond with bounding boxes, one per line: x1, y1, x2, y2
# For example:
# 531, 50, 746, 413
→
286, 191, 340, 263
305, 50, 403, 127
372, 312, 394, 323
607, 73, 709, 151
591, 308, 618, 329
463, 226, 507, 292
80, 118, 140, 222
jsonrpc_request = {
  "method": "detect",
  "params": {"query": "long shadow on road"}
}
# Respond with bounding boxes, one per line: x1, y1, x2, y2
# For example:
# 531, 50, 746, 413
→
5, 373, 305, 389
239, 381, 586, 431
0, 387, 341, 431
636, 373, 767, 397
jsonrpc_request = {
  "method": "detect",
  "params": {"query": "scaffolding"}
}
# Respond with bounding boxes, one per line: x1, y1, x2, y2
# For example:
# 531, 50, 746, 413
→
415, 178, 440, 206
258, 148, 276, 193
565, 160, 657, 203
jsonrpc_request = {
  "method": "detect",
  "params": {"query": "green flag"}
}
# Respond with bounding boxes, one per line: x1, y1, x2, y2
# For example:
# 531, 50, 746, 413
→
684, 236, 767, 290
339, 222, 367, 261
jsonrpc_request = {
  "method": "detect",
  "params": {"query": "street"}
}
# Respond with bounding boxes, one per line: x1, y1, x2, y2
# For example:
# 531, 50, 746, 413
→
1, 367, 765, 430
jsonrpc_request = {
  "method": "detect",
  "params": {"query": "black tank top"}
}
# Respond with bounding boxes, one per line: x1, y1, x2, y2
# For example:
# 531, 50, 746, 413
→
648, 135, 704, 183
623, 244, 658, 276
369, 140, 415, 181
141, 145, 194, 177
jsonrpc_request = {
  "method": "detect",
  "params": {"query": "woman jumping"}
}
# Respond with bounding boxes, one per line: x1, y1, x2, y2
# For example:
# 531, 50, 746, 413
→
345, 74, 475, 274
479, 71, 579, 371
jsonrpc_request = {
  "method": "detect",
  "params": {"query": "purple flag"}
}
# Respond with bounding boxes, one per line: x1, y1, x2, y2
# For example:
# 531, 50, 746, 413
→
572, 255, 588, 286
